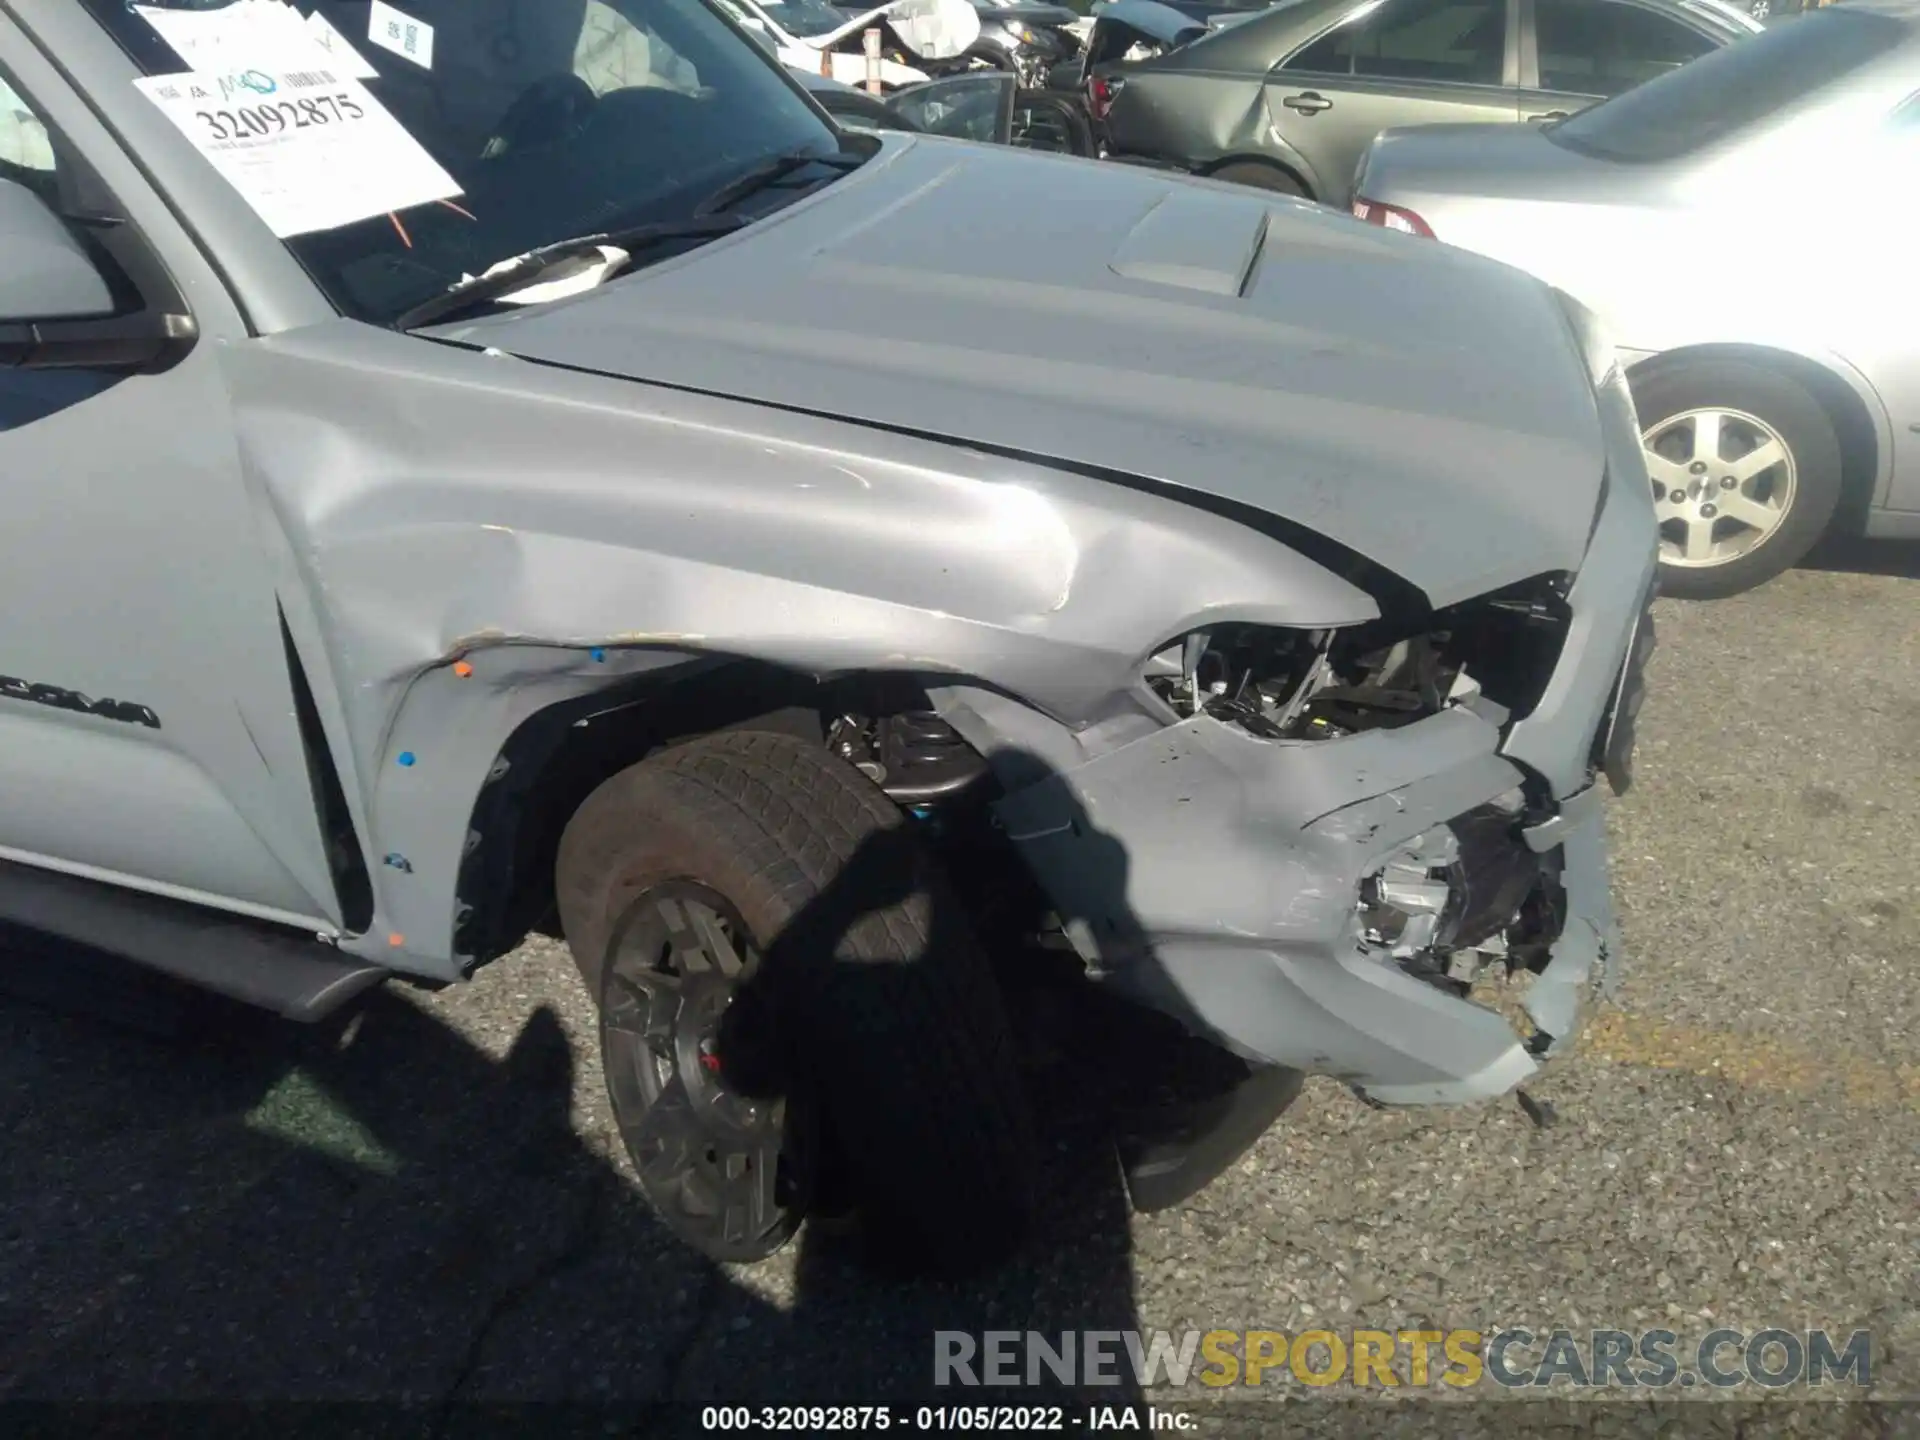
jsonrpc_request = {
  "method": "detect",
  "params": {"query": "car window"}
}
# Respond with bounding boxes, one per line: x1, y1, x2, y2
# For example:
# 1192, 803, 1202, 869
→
574, 0, 704, 95
0, 67, 126, 431
816, 88, 921, 133
0, 74, 56, 200
1284, 0, 1506, 86
1535, 0, 1714, 97
887, 76, 1009, 142
81, 0, 850, 327
753, 0, 861, 38
1548, 6, 1903, 161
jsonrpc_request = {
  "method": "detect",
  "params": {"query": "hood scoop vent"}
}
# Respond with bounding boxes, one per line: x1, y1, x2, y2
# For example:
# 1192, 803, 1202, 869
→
1107, 189, 1270, 298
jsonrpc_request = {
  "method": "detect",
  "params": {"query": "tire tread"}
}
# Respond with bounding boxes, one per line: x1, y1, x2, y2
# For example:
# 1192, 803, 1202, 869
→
556, 731, 1036, 1275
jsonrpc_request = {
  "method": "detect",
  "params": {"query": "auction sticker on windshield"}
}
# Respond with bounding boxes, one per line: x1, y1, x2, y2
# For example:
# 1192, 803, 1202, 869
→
303, 10, 381, 80
135, 1, 381, 80
132, 65, 461, 237
136, 2, 319, 70
366, 0, 434, 69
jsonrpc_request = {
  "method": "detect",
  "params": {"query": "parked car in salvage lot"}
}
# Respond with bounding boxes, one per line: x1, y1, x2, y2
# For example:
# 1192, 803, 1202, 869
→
1086, 0, 1762, 205
1, 0, 1654, 1275
791, 62, 1096, 150
720, 0, 962, 90
733, 0, 1091, 92
884, 0, 1091, 89
1352, 0, 1920, 597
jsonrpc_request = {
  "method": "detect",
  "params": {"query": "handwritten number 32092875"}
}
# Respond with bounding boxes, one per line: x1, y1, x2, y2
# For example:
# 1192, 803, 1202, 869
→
193, 92, 367, 143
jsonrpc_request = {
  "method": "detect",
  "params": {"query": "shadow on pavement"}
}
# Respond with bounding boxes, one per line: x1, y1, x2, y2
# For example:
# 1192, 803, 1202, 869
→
0, 749, 1261, 1428
1800, 533, 1920, 582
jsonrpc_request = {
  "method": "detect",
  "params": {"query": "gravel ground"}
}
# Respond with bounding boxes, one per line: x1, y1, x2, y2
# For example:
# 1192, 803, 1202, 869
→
1, 543, 1915, 1437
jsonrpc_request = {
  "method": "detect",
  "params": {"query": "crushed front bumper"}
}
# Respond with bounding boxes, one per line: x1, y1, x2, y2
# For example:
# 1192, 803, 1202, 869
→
982, 432, 1657, 1105
992, 706, 1618, 1104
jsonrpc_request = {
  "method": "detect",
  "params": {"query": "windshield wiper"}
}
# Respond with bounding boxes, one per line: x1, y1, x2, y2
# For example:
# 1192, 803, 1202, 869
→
693, 148, 867, 218
394, 214, 750, 331
394, 149, 866, 332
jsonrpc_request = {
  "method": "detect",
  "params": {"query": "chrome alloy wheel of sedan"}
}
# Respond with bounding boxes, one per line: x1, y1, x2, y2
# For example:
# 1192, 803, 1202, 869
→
1642, 407, 1798, 569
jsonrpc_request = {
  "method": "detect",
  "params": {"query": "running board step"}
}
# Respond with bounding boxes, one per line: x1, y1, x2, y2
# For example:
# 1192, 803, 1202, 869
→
0, 860, 386, 1022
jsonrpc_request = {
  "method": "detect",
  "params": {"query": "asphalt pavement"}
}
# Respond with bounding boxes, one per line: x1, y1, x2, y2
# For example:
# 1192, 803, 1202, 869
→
1, 540, 1915, 1437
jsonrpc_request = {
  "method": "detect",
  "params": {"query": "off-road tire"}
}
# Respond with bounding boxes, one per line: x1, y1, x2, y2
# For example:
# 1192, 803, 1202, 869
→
555, 730, 1037, 1276
1631, 360, 1843, 600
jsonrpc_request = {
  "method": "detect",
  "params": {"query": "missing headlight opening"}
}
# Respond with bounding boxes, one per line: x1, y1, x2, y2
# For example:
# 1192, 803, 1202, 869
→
1143, 575, 1577, 999
1353, 804, 1570, 999
1146, 574, 1574, 741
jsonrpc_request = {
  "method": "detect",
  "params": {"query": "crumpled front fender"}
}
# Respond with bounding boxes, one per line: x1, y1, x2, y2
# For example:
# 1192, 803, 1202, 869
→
218, 322, 1380, 971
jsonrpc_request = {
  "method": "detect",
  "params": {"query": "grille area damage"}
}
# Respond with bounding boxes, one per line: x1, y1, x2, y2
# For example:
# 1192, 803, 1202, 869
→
1352, 807, 1572, 1024
1141, 574, 1578, 1006
1145, 574, 1573, 741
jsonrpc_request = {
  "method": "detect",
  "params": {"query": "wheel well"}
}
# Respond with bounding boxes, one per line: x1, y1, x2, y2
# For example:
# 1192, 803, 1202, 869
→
1205, 155, 1314, 199
1627, 343, 1882, 536
452, 661, 994, 968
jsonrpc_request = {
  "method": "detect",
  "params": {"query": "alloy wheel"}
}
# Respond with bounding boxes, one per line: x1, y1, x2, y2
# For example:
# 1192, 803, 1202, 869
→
1642, 407, 1797, 568
600, 881, 809, 1262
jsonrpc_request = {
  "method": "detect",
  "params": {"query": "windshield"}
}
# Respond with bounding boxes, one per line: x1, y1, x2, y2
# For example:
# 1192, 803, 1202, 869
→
748, 0, 858, 38
1546, 8, 1905, 163
81, 0, 852, 325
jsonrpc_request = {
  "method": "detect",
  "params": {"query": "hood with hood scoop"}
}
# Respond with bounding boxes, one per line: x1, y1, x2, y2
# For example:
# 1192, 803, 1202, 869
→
432, 135, 1607, 609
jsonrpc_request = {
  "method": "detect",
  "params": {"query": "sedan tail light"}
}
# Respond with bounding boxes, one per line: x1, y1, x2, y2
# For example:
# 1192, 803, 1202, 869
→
1087, 73, 1122, 120
1351, 197, 1434, 238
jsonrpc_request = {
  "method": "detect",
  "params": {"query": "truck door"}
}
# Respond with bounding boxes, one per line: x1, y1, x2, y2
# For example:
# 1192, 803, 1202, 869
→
0, 21, 346, 930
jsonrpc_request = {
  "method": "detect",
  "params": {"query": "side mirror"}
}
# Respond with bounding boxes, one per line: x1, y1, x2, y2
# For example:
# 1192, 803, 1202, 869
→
0, 177, 196, 371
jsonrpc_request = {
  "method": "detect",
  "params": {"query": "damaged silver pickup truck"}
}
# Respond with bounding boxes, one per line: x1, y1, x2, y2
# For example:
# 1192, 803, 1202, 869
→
0, 0, 1655, 1275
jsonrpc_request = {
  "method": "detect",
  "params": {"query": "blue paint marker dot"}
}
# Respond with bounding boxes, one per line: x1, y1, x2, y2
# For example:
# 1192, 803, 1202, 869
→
590, 648, 607, 663
397, 751, 416, 768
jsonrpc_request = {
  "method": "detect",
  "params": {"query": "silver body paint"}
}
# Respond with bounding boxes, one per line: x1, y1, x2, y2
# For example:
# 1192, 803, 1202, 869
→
0, 0, 1653, 1103
1350, 3, 1920, 525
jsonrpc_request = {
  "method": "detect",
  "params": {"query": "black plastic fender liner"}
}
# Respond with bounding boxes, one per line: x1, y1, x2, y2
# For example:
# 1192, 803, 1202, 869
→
1116, 1061, 1305, 1212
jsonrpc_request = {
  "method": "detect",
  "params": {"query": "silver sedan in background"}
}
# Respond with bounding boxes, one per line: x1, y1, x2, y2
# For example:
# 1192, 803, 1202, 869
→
1086, 0, 1761, 209
1350, 0, 1920, 598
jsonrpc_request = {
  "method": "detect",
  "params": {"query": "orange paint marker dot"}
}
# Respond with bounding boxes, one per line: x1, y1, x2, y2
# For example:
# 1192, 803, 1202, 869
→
453, 661, 473, 678
388, 933, 406, 948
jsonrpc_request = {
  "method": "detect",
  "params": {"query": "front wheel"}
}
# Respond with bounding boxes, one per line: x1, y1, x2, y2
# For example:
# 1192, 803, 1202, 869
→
1632, 360, 1843, 600
555, 731, 1038, 1275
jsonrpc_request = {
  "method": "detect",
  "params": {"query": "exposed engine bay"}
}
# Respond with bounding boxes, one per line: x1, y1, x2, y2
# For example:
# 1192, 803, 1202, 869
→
1146, 620, 1470, 740
1134, 574, 1580, 1010
1351, 805, 1570, 1021
811, 576, 1606, 1083
1144, 573, 1573, 740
